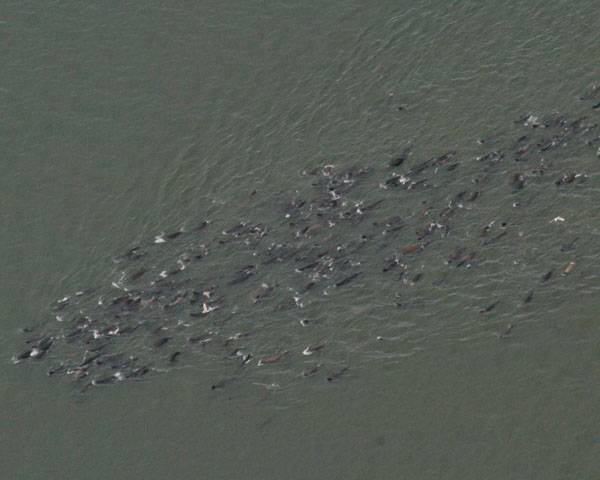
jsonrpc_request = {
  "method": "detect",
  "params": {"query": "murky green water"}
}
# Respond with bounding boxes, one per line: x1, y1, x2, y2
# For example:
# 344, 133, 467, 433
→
2, 1, 600, 478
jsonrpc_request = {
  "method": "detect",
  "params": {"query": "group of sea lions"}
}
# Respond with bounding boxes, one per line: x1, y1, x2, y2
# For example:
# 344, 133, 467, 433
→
13, 86, 600, 392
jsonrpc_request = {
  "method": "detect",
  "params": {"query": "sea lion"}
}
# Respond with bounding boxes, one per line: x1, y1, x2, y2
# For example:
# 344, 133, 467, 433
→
335, 272, 362, 287
327, 366, 349, 382
257, 351, 288, 366
153, 337, 171, 348
562, 261, 576, 275
402, 243, 421, 255
301, 363, 322, 377
302, 344, 325, 356
228, 265, 257, 285
541, 270, 554, 282
479, 302, 498, 314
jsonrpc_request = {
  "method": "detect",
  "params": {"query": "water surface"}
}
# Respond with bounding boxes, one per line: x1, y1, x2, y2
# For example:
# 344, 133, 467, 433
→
2, 1, 600, 478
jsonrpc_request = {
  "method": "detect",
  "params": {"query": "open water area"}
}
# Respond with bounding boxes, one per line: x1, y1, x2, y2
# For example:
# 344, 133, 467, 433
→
2, 1, 600, 478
